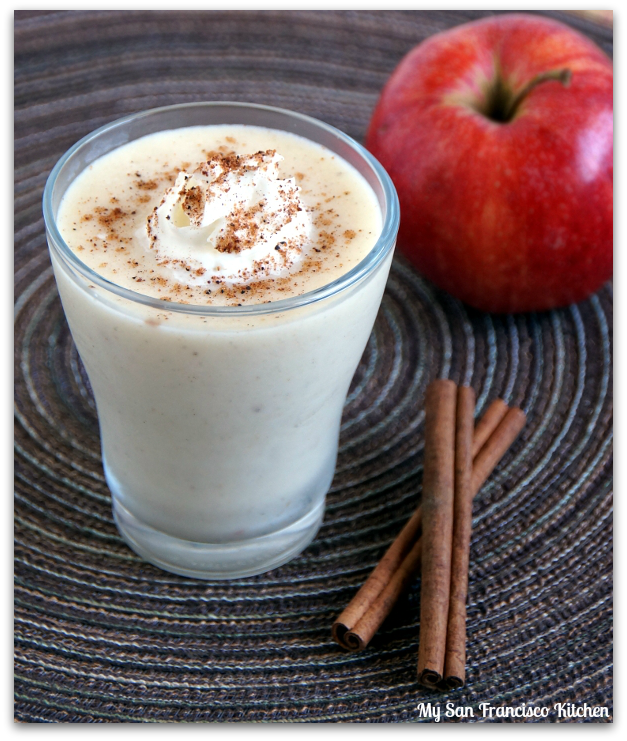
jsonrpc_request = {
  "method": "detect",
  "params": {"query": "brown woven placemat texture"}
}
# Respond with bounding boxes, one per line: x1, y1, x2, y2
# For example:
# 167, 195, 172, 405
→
14, 10, 613, 723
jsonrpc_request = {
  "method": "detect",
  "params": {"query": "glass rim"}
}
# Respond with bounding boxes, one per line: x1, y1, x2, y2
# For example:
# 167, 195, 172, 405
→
43, 101, 400, 317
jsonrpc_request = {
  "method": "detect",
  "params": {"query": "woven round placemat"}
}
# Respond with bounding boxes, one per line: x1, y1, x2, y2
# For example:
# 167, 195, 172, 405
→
15, 10, 613, 723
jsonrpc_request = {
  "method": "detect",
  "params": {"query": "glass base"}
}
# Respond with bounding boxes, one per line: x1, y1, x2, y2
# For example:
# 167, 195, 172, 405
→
112, 496, 325, 579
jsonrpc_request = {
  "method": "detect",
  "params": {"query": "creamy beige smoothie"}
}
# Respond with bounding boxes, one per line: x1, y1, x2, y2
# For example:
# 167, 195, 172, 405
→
45, 104, 398, 578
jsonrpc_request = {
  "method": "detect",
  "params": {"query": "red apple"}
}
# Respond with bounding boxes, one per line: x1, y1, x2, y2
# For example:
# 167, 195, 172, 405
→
366, 13, 613, 313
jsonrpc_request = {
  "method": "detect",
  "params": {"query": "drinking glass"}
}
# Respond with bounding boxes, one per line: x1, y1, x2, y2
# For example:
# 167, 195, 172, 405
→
43, 102, 400, 578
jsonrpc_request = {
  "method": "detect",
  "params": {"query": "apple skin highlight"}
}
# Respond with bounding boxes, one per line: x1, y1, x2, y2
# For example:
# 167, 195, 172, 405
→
366, 13, 613, 313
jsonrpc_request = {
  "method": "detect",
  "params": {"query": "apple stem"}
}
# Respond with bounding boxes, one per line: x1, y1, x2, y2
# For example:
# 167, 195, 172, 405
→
503, 68, 572, 121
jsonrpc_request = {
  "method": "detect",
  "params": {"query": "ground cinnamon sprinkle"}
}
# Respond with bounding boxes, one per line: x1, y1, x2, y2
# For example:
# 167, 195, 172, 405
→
214, 201, 263, 253
95, 206, 127, 226
135, 178, 159, 190
180, 185, 205, 222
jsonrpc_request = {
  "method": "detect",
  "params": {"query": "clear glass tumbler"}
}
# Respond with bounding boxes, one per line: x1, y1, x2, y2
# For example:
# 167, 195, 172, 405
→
43, 102, 399, 579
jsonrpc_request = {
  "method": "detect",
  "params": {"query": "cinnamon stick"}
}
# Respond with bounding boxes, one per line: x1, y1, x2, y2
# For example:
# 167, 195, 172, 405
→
471, 407, 527, 495
472, 399, 509, 458
332, 395, 515, 652
331, 507, 422, 649
443, 404, 526, 690
344, 538, 423, 650
416, 379, 457, 687
442, 386, 476, 689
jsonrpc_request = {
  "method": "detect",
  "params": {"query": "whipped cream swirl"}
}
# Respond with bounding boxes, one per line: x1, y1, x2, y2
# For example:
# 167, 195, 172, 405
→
145, 150, 311, 283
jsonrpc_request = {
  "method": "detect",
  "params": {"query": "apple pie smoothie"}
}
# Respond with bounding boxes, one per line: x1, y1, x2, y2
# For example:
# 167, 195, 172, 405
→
44, 103, 399, 578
